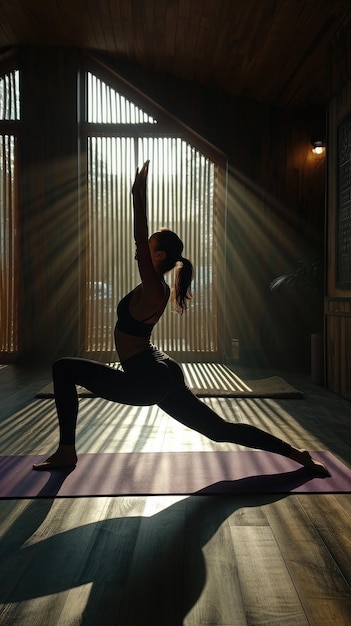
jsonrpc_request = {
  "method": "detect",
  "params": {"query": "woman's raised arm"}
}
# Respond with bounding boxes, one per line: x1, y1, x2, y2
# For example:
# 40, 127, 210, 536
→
132, 160, 150, 246
131, 161, 165, 298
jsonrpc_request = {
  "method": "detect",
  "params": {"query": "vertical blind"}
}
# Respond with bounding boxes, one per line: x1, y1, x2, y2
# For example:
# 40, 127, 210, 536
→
0, 69, 19, 355
84, 72, 218, 358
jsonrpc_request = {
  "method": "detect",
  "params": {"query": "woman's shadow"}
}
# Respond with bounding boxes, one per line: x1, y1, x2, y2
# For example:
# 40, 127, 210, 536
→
0, 467, 313, 625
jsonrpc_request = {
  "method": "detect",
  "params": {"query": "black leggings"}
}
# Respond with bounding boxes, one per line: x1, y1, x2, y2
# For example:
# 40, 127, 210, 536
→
52, 348, 292, 457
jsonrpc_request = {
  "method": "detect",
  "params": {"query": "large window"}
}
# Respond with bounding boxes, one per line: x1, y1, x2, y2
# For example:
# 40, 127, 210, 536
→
81, 69, 224, 359
0, 69, 19, 356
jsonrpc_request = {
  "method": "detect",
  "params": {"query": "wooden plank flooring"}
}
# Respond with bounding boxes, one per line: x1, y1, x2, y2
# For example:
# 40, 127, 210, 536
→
0, 363, 351, 625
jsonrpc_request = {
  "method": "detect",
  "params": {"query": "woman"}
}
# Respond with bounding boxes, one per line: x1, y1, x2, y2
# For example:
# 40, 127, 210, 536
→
33, 161, 329, 476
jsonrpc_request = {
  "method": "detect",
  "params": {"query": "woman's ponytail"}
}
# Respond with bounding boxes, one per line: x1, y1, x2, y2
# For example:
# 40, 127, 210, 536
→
173, 256, 193, 314
154, 228, 193, 313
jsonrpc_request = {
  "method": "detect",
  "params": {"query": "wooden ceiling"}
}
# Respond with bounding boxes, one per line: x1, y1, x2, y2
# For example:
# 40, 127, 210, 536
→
1, 0, 350, 110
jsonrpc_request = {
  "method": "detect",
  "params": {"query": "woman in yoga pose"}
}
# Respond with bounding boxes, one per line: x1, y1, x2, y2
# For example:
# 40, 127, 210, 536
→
33, 161, 329, 475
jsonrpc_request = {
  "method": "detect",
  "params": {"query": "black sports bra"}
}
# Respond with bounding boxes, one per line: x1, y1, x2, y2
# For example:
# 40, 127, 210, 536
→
116, 290, 160, 338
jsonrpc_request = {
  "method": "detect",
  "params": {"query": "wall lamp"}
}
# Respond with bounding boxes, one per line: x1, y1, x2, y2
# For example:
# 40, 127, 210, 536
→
312, 139, 326, 156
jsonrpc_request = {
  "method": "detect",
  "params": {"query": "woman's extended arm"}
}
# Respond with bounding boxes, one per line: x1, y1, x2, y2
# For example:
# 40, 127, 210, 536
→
131, 161, 165, 300
132, 160, 150, 245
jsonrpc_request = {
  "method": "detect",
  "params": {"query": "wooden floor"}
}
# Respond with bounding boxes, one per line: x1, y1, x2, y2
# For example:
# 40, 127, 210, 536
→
0, 362, 351, 626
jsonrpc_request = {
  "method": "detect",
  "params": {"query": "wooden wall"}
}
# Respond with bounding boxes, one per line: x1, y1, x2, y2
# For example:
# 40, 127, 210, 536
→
18, 47, 81, 361
326, 17, 351, 400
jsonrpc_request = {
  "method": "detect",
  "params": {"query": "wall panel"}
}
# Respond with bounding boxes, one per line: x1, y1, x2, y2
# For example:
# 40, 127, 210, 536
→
326, 16, 351, 399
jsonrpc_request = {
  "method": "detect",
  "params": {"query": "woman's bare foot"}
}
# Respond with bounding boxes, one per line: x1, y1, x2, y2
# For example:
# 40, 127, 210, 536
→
289, 448, 331, 477
32, 445, 77, 471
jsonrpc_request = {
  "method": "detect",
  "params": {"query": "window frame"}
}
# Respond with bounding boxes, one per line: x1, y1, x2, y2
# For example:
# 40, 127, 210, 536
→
78, 55, 227, 361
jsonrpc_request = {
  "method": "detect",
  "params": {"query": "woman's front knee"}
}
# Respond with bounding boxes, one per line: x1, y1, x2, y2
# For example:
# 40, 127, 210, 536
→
166, 359, 186, 390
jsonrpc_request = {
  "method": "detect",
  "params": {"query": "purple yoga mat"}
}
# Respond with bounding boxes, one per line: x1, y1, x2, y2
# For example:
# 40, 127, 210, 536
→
0, 451, 350, 498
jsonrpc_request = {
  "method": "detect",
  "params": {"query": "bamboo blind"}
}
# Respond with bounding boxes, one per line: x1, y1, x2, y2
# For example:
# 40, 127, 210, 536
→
84, 73, 217, 358
0, 69, 19, 355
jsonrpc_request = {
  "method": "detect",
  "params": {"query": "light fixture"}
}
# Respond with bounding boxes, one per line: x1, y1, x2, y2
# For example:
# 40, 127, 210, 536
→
312, 140, 325, 155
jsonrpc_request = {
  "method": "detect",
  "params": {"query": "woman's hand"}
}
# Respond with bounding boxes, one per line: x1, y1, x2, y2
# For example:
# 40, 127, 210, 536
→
132, 160, 150, 201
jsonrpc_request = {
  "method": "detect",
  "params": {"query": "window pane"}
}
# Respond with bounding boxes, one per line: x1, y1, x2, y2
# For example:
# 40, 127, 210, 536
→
0, 70, 20, 121
0, 134, 18, 353
87, 72, 156, 124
